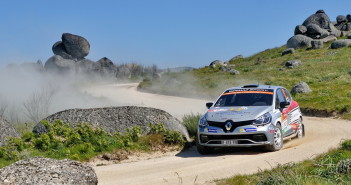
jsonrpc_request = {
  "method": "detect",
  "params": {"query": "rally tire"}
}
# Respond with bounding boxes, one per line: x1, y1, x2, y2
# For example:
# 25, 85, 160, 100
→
196, 137, 214, 155
266, 124, 283, 152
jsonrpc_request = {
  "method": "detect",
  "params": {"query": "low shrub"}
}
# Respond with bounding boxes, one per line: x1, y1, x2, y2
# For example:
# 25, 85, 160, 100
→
0, 121, 185, 168
182, 113, 201, 139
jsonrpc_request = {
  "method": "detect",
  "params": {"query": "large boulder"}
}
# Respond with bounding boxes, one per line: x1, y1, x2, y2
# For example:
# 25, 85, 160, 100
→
294, 25, 307, 35
33, 106, 190, 141
321, 35, 337, 43
328, 23, 342, 37
97, 57, 117, 76
336, 15, 347, 23
62, 33, 90, 59
228, 55, 243, 62
330, 39, 351, 49
0, 157, 98, 185
291, 82, 312, 94
52, 41, 73, 59
302, 10, 331, 29
44, 55, 76, 73
0, 117, 20, 146
306, 24, 329, 39
286, 35, 313, 49
209, 60, 224, 68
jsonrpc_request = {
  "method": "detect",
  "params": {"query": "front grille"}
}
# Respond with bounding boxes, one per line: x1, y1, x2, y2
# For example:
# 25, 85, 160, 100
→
200, 134, 267, 143
208, 120, 253, 132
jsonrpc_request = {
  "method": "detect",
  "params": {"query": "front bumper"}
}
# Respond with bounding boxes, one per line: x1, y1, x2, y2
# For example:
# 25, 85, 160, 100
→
198, 123, 275, 147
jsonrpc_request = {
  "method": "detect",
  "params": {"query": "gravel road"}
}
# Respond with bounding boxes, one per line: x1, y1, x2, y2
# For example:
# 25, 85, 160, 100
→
84, 83, 351, 185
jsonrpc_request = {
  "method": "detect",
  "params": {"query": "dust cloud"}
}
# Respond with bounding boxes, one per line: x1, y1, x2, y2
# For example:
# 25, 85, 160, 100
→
0, 64, 116, 124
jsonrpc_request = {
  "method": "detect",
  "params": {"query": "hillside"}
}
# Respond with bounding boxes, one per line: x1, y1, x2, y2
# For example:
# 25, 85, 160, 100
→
139, 41, 351, 119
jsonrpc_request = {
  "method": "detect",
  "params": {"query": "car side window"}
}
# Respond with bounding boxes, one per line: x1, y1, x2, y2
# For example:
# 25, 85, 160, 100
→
275, 89, 286, 109
282, 88, 291, 102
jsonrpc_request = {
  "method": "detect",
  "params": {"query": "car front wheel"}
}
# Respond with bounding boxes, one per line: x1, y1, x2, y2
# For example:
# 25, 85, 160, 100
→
266, 124, 283, 152
196, 136, 214, 155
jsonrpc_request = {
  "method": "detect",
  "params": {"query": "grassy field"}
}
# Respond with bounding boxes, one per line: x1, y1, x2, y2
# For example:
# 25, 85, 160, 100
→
140, 42, 351, 119
217, 140, 351, 185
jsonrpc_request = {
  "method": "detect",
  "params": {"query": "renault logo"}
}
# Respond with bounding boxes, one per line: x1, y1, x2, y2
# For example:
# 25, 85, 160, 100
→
225, 122, 232, 131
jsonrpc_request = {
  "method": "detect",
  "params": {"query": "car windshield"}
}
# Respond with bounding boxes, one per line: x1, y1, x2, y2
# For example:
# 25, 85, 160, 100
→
214, 89, 273, 107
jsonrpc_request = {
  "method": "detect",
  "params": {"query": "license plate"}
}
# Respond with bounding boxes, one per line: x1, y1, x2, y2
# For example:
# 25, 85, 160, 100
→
222, 140, 238, 145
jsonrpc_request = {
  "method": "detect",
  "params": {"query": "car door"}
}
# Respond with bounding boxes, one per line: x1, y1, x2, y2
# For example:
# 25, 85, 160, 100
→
275, 88, 293, 137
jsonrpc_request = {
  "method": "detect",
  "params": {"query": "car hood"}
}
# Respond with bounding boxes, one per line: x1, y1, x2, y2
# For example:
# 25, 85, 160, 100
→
206, 106, 272, 122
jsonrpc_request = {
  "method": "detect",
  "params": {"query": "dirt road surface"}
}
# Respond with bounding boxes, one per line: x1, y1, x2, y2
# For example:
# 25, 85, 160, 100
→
84, 83, 351, 185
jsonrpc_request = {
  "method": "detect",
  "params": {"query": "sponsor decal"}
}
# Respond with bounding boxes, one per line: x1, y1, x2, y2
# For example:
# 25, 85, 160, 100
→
291, 123, 299, 130
269, 129, 275, 134
229, 107, 248, 112
223, 89, 274, 96
208, 129, 217, 133
240, 128, 257, 133
208, 108, 227, 112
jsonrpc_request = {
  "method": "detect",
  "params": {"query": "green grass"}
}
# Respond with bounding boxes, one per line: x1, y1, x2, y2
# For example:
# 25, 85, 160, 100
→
0, 120, 185, 168
140, 42, 351, 119
182, 113, 201, 139
217, 140, 351, 185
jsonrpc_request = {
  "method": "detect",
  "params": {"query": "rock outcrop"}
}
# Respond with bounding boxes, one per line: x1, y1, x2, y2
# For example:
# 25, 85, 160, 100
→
0, 157, 98, 185
52, 33, 90, 60
33, 106, 190, 141
287, 10, 351, 50
0, 117, 20, 146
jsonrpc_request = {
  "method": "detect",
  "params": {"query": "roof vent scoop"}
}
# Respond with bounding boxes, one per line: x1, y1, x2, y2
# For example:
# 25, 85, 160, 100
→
242, 84, 259, 88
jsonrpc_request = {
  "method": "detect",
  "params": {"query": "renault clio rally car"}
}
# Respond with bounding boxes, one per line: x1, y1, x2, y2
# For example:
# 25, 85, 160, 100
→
197, 84, 304, 154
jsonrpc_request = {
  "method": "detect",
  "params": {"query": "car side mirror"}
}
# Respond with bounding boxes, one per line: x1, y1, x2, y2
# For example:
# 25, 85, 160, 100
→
280, 101, 290, 109
206, 102, 213, 109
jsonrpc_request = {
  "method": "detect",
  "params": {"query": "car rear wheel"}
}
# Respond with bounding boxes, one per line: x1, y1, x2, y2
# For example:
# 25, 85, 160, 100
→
266, 124, 283, 152
196, 136, 214, 155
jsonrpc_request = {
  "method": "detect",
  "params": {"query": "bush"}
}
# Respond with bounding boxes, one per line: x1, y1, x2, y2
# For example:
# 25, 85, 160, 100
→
182, 113, 201, 139
0, 120, 185, 168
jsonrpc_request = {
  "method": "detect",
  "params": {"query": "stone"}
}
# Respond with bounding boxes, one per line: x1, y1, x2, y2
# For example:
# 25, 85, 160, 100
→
52, 41, 73, 59
294, 25, 307, 35
0, 157, 98, 185
335, 22, 351, 31
330, 39, 351, 49
291, 82, 312, 94
306, 24, 329, 39
229, 55, 243, 62
209, 60, 224, 68
0, 117, 20, 146
311, 40, 323, 49
219, 66, 232, 72
96, 57, 117, 77
62, 33, 90, 59
321, 35, 337, 43
286, 35, 313, 49
282, 48, 295, 56
229, 69, 240, 75
285, 60, 301, 68
337, 15, 347, 23
302, 10, 331, 29
44, 55, 76, 73
328, 23, 342, 37
33, 106, 190, 141
347, 14, 351, 22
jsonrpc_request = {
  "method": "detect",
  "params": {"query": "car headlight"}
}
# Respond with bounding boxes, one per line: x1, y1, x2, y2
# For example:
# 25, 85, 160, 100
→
199, 115, 208, 128
253, 112, 272, 125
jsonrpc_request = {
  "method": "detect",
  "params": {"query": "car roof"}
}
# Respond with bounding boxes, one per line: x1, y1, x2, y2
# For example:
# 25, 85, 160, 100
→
225, 84, 285, 92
